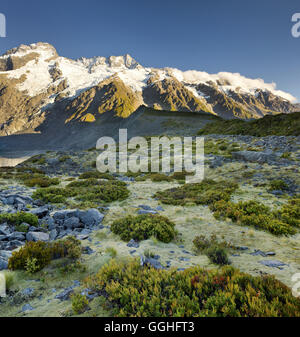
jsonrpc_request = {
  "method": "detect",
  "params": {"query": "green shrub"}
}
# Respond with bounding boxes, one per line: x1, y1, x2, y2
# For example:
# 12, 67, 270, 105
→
155, 179, 238, 206
59, 155, 71, 163
111, 214, 177, 243
30, 155, 46, 165
8, 241, 52, 271
32, 180, 129, 204
206, 246, 230, 266
193, 234, 231, 266
23, 177, 60, 188
269, 180, 289, 191
71, 294, 89, 314
79, 171, 115, 180
198, 111, 300, 137
8, 237, 82, 272
281, 152, 292, 160
15, 223, 29, 233
85, 259, 300, 317
32, 187, 72, 203
211, 200, 297, 236
0, 212, 38, 227
25, 257, 41, 274
105, 247, 117, 258
275, 197, 300, 228
3, 272, 15, 291
219, 145, 228, 151
171, 171, 193, 181
149, 173, 172, 182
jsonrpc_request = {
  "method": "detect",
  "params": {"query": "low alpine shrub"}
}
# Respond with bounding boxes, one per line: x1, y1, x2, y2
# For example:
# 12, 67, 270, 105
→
0, 212, 38, 227
155, 179, 238, 206
111, 214, 177, 243
8, 236, 82, 272
85, 259, 300, 317
211, 200, 297, 236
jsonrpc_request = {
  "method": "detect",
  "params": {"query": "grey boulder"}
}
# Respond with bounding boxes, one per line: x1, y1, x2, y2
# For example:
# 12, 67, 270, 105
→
79, 209, 104, 227
64, 217, 80, 229
55, 287, 74, 301
8, 232, 26, 241
26, 232, 49, 242
259, 260, 287, 268
31, 206, 50, 218
49, 229, 58, 241
0, 257, 8, 270
0, 224, 11, 236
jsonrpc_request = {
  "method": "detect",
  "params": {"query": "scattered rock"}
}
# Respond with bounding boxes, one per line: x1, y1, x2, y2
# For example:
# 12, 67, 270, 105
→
79, 209, 104, 227
21, 288, 35, 296
22, 304, 34, 312
138, 210, 158, 215
83, 246, 95, 255
237, 246, 249, 251
0, 250, 12, 259
232, 151, 277, 164
140, 256, 164, 270
26, 232, 49, 242
8, 232, 25, 241
49, 229, 58, 241
64, 217, 80, 229
80, 288, 99, 301
139, 205, 153, 211
259, 260, 287, 269
127, 240, 140, 248
77, 234, 89, 241
0, 225, 11, 236
0, 257, 8, 270
31, 206, 50, 218
55, 287, 74, 301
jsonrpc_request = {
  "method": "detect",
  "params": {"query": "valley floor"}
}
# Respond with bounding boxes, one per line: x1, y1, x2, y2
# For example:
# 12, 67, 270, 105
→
0, 134, 299, 317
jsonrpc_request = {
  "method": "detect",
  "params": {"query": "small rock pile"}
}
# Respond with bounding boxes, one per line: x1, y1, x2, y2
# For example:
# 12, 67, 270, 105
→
0, 205, 104, 270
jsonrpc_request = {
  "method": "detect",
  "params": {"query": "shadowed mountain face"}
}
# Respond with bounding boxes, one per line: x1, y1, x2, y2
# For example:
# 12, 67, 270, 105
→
0, 105, 219, 155
0, 42, 298, 142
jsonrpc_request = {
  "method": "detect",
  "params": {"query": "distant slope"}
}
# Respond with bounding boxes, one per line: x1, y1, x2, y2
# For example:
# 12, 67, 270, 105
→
198, 111, 300, 136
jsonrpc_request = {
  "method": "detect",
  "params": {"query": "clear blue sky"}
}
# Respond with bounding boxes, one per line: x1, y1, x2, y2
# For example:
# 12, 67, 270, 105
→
0, 0, 299, 100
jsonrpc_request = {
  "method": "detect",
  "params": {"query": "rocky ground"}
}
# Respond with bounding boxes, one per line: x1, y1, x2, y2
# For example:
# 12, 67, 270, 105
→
0, 134, 299, 317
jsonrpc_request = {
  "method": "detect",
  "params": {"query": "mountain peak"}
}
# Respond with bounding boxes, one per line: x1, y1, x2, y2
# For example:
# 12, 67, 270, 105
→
76, 53, 141, 72
1, 42, 58, 58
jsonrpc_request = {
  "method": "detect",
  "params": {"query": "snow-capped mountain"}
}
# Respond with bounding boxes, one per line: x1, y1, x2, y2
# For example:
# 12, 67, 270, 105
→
0, 42, 298, 136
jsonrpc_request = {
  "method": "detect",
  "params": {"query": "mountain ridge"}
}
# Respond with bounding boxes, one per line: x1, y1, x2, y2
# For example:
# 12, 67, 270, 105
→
0, 41, 298, 136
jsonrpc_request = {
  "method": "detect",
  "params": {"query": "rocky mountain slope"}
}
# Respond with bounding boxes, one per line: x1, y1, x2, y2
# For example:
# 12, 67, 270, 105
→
0, 42, 298, 137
